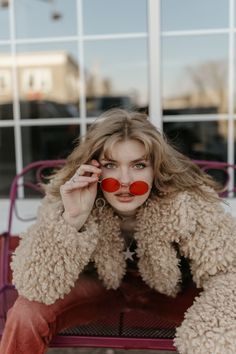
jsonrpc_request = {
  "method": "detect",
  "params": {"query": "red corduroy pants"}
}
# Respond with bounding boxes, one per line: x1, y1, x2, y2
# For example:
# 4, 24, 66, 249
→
0, 271, 198, 354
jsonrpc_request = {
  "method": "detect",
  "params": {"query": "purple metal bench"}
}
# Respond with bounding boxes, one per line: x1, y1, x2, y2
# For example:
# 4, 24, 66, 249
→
0, 159, 234, 350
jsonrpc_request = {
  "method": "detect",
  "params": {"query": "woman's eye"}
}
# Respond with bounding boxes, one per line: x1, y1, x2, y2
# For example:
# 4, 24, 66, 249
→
134, 163, 146, 169
103, 163, 116, 169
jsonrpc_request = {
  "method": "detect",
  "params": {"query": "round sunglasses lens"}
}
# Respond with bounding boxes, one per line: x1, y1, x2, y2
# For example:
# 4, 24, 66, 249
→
129, 181, 149, 195
101, 178, 120, 193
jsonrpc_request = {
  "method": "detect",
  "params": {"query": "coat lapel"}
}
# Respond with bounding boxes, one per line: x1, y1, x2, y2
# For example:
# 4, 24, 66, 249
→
92, 206, 126, 289
91, 195, 182, 296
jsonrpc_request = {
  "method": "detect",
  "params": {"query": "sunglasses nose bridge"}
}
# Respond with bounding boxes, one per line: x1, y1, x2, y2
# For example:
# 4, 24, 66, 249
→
120, 182, 129, 187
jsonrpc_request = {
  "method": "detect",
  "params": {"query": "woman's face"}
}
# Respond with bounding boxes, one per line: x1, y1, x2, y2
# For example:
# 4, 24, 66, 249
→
99, 139, 154, 215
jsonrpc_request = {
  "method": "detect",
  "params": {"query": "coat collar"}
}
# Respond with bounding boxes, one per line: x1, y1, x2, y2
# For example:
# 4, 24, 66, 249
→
90, 194, 183, 296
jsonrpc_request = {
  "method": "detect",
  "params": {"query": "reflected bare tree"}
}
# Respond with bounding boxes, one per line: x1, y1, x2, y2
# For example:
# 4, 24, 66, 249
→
186, 60, 227, 113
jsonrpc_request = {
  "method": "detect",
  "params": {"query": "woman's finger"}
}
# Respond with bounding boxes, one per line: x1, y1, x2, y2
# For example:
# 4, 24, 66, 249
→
76, 164, 101, 176
70, 175, 98, 184
61, 180, 90, 193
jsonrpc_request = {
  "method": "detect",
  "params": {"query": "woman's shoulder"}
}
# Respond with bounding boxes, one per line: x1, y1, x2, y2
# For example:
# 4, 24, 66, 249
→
150, 185, 221, 212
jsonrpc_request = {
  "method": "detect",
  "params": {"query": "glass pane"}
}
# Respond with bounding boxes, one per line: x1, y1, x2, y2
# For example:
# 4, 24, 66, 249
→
0, 46, 13, 120
0, 1, 10, 39
161, 0, 228, 31
22, 125, 80, 165
164, 120, 227, 162
233, 121, 236, 163
162, 35, 228, 115
0, 127, 16, 197
234, 34, 236, 113
235, 0, 236, 27
16, 42, 80, 119
83, 0, 147, 35
15, 0, 77, 39
85, 38, 148, 116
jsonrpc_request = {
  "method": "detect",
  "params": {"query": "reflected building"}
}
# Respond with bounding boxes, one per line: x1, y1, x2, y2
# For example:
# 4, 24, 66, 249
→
0, 51, 79, 109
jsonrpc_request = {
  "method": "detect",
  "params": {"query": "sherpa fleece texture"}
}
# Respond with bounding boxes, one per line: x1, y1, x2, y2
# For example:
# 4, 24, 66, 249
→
11, 186, 236, 354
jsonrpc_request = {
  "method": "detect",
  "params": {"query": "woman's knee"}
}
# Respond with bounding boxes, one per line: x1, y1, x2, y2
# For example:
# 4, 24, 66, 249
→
6, 296, 56, 333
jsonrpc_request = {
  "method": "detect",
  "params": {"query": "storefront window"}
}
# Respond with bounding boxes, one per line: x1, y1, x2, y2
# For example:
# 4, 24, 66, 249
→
85, 38, 148, 116
16, 42, 80, 119
21, 125, 80, 165
162, 34, 228, 115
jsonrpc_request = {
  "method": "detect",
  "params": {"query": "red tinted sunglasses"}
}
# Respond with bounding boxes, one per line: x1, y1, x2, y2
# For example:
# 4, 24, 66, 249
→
100, 178, 149, 196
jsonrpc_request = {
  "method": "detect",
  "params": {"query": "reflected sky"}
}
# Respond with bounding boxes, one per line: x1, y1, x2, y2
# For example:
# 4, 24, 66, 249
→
83, 0, 147, 34
162, 34, 228, 100
0, 0, 233, 40
13, 0, 147, 39
0, 45, 10, 54
84, 38, 148, 107
161, 0, 229, 31
15, 0, 77, 39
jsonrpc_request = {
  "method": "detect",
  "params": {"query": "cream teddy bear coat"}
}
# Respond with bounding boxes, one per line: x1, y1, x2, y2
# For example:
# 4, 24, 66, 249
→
11, 186, 236, 354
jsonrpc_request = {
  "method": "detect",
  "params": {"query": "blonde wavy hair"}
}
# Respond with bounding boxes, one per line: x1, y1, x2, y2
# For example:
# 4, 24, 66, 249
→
46, 109, 221, 201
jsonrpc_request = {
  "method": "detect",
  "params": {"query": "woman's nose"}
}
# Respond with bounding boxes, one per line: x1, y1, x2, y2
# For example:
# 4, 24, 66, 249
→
119, 168, 132, 185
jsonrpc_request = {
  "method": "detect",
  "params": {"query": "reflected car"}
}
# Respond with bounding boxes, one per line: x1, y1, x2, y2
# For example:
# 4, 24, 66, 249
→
0, 100, 79, 120
86, 95, 134, 116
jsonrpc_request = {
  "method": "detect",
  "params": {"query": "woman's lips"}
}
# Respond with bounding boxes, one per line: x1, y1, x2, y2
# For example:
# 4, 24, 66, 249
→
115, 193, 135, 202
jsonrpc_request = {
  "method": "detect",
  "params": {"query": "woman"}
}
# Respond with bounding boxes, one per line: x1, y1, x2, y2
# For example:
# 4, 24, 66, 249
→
1, 109, 236, 354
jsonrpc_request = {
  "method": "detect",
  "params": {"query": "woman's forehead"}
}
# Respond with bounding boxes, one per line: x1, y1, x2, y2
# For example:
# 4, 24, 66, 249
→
100, 140, 150, 161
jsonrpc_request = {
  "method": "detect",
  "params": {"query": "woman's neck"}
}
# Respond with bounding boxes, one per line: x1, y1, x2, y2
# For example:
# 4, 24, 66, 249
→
114, 208, 137, 220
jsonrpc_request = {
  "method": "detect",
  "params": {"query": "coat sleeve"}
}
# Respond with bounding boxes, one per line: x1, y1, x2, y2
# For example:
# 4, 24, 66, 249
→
11, 195, 99, 305
175, 272, 236, 354
175, 188, 236, 354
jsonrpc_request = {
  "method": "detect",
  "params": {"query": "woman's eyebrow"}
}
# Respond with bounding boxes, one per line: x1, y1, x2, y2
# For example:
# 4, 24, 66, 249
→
131, 157, 149, 163
100, 158, 116, 162
100, 156, 148, 163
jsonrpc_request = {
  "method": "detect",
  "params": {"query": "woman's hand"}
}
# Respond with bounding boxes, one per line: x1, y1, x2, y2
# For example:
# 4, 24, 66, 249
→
60, 160, 101, 229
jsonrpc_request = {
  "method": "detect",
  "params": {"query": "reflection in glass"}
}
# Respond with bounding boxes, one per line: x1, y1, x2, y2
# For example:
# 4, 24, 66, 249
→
0, 46, 13, 120
164, 120, 227, 161
0, 128, 16, 197
164, 120, 228, 190
85, 39, 148, 116
16, 42, 80, 119
0, 1, 10, 39
233, 122, 236, 166
234, 34, 236, 113
162, 35, 228, 115
22, 125, 80, 166
15, 0, 77, 39
83, 0, 147, 35
161, 0, 228, 31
